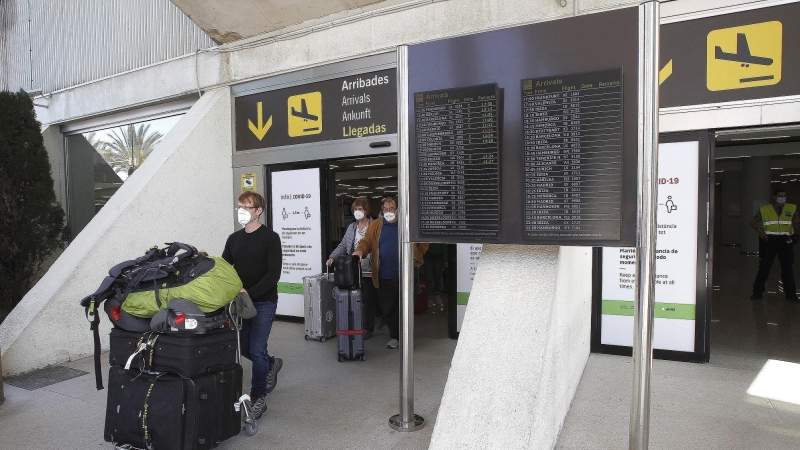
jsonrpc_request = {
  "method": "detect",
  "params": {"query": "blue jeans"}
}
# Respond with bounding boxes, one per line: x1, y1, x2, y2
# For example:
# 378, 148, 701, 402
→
240, 301, 277, 397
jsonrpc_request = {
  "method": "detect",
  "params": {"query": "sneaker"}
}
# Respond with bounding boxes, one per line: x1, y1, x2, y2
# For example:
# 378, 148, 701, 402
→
750, 293, 763, 301
266, 357, 283, 393
387, 339, 399, 349
251, 395, 267, 420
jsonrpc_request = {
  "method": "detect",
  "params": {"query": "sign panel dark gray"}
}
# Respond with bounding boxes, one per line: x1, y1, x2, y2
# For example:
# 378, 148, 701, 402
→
415, 84, 501, 239
408, 7, 639, 246
522, 69, 623, 241
660, 2, 800, 108
235, 69, 397, 151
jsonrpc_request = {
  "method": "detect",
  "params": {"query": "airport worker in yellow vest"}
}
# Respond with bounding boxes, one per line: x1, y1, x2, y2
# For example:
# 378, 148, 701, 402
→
750, 187, 800, 301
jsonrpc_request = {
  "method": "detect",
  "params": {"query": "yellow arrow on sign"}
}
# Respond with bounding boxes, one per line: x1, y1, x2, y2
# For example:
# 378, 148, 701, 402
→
248, 102, 273, 140
659, 59, 673, 85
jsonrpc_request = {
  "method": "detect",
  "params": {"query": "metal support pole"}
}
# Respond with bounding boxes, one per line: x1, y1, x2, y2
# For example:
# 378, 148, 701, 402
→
631, 2, 660, 449
390, 45, 424, 432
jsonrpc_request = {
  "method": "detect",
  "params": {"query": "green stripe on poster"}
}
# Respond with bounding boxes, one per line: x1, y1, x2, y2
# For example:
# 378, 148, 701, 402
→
277, 282, 304, 295
457, 292, 470, 305
602, 300, 695, 320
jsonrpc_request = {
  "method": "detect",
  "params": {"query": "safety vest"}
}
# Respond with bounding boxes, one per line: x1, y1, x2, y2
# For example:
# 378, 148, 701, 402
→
761, 203, 796, 235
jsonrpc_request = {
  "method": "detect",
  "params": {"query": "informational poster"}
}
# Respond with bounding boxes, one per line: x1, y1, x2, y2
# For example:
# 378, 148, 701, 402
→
271, 168, 322, 317
601, 141, 699, 352
456, 244, 483, 332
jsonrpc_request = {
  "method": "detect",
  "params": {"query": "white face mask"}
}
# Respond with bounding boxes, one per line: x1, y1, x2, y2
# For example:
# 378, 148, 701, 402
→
354, 210, 365, 220
777, 197, 787, 205
384, 212, 396, 223
237, 208, 252, 226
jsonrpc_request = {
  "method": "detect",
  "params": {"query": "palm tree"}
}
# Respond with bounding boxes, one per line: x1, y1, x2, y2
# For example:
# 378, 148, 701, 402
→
100, 123, 163, 175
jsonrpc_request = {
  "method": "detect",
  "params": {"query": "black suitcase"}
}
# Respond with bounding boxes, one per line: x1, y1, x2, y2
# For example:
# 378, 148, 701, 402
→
335, 286, 365, 362
334, 254, 361, 289
104, 365, 242, 449
109, 327, 237, 378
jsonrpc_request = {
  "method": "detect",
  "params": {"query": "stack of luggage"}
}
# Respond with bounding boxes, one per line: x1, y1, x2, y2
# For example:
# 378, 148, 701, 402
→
334, 254, 365, 362
80, 243, 260, 449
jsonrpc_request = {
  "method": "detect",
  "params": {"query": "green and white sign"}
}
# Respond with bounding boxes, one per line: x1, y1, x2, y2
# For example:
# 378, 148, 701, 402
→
601, 141, 699, 352
271, 167, 323, 317
456, 243, 483, 332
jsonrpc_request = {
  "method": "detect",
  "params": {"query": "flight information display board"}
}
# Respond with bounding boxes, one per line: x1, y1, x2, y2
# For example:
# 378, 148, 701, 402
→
414, 84, 501, 239
522, 68, 623, 241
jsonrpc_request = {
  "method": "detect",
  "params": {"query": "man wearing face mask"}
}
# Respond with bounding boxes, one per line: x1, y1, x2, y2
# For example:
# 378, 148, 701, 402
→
223, 192, 283, 420
750, 187, 800, 301
353, 196, 428, 349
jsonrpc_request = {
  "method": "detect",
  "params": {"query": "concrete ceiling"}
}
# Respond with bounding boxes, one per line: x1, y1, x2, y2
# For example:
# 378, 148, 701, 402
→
170, 0, 391, 44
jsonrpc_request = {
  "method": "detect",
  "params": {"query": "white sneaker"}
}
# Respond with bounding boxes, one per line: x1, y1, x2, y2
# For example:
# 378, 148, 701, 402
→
386, 339, 399, 349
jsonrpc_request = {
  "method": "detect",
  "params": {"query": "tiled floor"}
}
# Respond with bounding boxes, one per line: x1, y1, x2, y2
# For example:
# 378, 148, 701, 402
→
0, 305, 455, 450
557, 245, 800, 449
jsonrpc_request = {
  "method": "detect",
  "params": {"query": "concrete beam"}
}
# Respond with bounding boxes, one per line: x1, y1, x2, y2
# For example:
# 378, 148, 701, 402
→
430, 245, 593, 449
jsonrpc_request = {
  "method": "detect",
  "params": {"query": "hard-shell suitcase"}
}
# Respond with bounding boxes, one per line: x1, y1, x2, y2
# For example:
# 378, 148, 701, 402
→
335, 286, 365, 362
303, 267, 337, 342
108, 327, 237, 378
334, 254, 361, 289
104, 364, 242, 449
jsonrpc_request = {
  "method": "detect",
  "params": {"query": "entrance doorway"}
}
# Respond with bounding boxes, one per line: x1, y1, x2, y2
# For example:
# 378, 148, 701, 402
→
711, 127, 800, 365
327, 155, 455, 340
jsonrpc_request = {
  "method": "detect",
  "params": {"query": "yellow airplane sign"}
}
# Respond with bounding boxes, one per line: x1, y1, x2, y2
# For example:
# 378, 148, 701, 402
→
707, 21, 782, 91
288, 92, 322, 137
248, 102, 273, 140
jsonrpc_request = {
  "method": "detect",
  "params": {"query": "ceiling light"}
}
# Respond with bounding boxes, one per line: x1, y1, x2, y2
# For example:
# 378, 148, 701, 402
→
353, 163, 386, 168
368, 176, 393, 180
338, 183, 350, 187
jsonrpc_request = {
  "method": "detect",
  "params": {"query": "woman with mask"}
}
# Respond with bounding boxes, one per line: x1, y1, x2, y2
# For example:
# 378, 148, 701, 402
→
327, 197, 380, 339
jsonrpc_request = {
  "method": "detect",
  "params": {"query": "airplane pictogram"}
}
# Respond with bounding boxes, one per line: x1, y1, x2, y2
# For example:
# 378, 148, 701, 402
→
287, 92, 322, 137
706, 21, 782, 91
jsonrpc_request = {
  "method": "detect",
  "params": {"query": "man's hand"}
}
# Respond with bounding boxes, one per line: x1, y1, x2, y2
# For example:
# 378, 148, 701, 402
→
353, 250, 363, 260
326, 258, 334, 266
757, 229, 768, 240
240, 288, 247, 294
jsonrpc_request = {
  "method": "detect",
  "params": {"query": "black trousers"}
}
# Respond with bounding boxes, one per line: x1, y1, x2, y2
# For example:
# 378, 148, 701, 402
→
752, 235, 797, 298
378, 277, 400, 340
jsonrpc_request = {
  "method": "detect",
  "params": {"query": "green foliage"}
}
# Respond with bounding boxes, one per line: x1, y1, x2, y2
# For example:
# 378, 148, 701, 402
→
0, 90, 67, 312
98, 123, 163, 175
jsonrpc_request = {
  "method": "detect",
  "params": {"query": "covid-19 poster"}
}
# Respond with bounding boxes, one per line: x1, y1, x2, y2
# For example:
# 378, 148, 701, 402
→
271, 168, 322, 317
456, 243, 483, 332
601, 141, 699, 352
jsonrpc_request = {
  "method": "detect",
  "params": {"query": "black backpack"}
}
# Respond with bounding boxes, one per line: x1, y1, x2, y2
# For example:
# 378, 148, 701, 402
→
334, 254, 361, 289
79, 242, 214, 389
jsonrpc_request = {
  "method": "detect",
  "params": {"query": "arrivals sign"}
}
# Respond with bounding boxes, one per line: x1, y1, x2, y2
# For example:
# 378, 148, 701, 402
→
660, 2, 800, 107
234, 69, 397, 150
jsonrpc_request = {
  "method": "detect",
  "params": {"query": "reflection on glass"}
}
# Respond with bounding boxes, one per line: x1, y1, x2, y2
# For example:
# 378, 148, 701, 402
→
65, 115, 183, 240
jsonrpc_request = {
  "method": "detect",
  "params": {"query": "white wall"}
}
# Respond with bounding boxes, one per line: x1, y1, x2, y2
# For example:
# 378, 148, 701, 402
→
430, 245, 593, 449
0, 88, 234, 376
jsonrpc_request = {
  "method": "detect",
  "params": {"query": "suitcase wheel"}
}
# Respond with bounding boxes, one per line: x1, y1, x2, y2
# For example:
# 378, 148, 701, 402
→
319, 336, 327, 343
360, 355, 366, 361
304, 335, 309, 341
338, 355, 344, 363
245, 420, 259, 436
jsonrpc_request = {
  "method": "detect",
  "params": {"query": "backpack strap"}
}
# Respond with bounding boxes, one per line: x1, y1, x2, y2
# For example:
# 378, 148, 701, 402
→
85, 297, 104, 390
